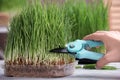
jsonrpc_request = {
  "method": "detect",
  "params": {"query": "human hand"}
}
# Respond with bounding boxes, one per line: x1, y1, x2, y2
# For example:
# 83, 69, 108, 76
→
83, 31, 120, 69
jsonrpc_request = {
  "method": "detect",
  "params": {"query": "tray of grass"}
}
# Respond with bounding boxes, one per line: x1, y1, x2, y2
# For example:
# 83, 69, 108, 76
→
4, 1, 75, 77
4, 0, 109, 78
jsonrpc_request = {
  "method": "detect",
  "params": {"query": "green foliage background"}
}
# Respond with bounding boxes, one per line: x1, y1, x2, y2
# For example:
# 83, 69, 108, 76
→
0, 0, 27, 11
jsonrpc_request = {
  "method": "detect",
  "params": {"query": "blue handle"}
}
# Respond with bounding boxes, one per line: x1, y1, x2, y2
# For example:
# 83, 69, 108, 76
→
66, 39, 104, 60
75, 49, 104, 60
85, 40, 103, 48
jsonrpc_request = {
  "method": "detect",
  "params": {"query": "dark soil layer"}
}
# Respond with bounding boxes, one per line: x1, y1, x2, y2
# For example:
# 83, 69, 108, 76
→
5, 62, 75, 77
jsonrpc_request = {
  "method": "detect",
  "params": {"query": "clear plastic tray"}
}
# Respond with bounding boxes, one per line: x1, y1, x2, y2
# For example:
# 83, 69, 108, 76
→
4, 62, 75, 77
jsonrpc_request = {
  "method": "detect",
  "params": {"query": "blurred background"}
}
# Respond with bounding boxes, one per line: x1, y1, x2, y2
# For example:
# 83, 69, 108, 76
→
109, 0, 120, 30
0, 0, 120, 60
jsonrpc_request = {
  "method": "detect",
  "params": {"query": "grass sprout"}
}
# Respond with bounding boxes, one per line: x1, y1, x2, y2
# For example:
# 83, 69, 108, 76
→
5, 0, 108, 65
5, 1, 74, 65
64, 0, 108, 52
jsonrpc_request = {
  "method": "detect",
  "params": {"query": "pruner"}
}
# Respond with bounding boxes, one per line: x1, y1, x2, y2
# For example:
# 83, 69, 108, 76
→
49, 39, 104, 64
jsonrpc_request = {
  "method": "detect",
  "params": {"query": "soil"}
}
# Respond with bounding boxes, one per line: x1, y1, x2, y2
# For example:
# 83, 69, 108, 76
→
5, 62, 75, 77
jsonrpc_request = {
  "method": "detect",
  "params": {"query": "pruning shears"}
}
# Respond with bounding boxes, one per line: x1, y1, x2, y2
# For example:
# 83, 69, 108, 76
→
49, 39, 104, 64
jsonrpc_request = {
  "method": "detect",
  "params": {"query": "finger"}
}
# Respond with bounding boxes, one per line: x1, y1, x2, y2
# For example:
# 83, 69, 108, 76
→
96, 51, 115, 69
96, 55, 110, 69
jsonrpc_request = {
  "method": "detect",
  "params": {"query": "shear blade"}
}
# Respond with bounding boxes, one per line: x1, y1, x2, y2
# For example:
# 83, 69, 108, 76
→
49, 48, 68, 53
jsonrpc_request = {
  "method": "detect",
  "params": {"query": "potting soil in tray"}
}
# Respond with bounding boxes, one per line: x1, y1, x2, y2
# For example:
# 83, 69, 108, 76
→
4, 62, 75, 77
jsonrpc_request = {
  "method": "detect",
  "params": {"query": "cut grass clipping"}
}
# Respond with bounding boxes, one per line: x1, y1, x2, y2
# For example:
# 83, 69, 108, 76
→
75, 64, 117, 70
5, 0, 108, 66
83, 64, 117, 70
